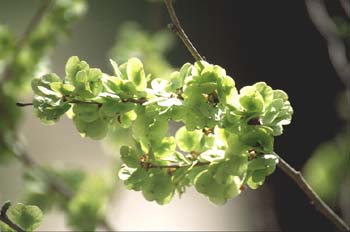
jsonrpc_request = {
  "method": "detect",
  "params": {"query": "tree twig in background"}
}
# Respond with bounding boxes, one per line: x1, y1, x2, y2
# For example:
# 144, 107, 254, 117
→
0, 0, 53, 85
163, 0, 204, 62
276, 153, 350, 231
305, 0, 350, 85
0, 202, 25, 232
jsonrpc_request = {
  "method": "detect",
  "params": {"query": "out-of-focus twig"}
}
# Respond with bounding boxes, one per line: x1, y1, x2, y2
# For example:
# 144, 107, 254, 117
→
305, 0, 350, 85
11, 141, 116, 231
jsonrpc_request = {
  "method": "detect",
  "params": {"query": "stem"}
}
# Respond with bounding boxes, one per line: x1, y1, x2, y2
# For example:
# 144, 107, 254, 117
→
16, 97, 148, 108
163, 0, 204, 62
0, 202, 25, 232
275, 153, 350, 231
0, 0, 53, 85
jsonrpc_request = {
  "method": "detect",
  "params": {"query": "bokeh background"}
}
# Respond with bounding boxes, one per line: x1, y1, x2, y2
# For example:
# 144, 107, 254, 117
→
0, 0, 349, 231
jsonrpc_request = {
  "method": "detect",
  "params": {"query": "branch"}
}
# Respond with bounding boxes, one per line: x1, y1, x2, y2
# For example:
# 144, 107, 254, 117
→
275, 153, 350, 231
11, 142, 116, 231
163, 0, 204, 62
0, 202, 25, 232
0, 0, 53, 85
16, 97, 148, 108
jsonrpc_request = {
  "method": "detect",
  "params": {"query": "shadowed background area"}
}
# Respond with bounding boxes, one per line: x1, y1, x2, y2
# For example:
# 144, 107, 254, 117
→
0, 0, 348, 231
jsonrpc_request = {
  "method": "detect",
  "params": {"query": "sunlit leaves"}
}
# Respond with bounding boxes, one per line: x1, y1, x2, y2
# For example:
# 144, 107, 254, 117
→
30, 56, 293, 205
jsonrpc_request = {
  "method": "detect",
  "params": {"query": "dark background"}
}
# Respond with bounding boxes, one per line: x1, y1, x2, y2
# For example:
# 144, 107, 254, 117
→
171, 1, 346, 231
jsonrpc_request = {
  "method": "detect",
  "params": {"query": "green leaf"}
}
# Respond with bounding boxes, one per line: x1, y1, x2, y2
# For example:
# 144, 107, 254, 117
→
175, 126, 203, 152
72, 104, 100, 123
120, 145, 139, 168
65, 56, 89, 81
127, 57, 147, 91
142, 170, 174, 205
73, 117, 108, 140
7, 203, 43, 231
240, 127, 274, 153
153, 137, 176, 158
239, 86, 264, 114
109, 59, 122, 77
31, 73, 62, 97
253, 82, 273, 105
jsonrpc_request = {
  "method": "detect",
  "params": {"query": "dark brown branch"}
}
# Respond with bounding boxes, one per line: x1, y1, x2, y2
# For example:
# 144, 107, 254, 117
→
0, 0, 53, 85
276, 153, 350, 231
0, 202, 25, 232
163, 0, 204, 62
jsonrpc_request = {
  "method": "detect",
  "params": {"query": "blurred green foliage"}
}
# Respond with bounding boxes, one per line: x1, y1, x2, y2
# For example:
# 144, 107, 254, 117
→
304, 134, 349, 205
0, 0, 87, 163
110, 22, 175, 79
304, 91, 350, 205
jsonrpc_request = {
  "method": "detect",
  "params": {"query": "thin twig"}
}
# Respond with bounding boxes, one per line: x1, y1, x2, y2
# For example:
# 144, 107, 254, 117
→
0, 0, 54, 85
163, 0, 204, 62
0, 202, 25, 232
16, 97, 148, 108
275, 153, 350, 231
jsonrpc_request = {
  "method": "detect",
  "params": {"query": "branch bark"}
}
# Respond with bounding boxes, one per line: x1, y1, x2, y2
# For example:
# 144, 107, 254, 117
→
163, 0, 204, 62
276, 153, 350, 231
